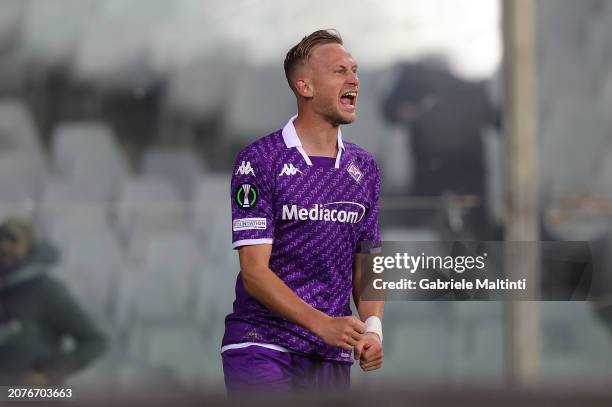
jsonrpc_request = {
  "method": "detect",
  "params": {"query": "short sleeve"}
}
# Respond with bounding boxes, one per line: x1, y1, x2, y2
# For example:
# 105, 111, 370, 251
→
355, 160, 381, 254
231, 148, 275, 249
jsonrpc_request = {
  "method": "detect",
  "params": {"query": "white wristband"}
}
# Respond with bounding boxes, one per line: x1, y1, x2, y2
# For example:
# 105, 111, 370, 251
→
364, 316, 383, 343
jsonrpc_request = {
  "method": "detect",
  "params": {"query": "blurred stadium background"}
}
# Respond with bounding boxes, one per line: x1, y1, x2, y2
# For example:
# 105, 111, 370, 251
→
1, 0, 612, 402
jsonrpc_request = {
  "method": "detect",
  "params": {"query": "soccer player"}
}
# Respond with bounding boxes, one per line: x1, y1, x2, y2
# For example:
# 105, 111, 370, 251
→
222, 29, 384, 394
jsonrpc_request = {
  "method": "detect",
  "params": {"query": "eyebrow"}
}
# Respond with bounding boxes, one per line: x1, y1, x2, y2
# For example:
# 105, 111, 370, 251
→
332, 64, 359, 71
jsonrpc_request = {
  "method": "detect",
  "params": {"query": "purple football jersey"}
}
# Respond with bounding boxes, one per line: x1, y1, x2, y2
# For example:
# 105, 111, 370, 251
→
223, 115, 381, 363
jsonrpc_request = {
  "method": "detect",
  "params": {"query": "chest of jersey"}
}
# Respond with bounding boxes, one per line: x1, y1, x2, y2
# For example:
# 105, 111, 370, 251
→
271, 160, 371, 236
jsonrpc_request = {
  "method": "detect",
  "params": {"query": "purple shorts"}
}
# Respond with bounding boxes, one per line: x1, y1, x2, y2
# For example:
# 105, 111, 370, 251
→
221, 346, 351, 395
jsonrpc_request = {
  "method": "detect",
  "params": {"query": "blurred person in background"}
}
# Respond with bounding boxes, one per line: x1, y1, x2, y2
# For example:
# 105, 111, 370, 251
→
222, 29, 384, 395
382, 60, 501, 239
0, 218, 107, 385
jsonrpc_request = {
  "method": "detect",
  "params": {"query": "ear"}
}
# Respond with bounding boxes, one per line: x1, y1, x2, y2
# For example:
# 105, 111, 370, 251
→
295, 78, 314, 98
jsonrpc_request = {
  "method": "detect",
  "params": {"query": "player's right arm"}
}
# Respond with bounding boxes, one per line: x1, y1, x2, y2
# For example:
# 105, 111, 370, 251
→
239, 244, 365, 350
231, 147, 364, 350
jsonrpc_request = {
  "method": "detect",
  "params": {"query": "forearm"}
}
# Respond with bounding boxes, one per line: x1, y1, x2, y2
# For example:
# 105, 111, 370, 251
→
353, 253, 384, 320
242, 265, 329, 335
357, 300, 384, 321
353, 253, 384, 342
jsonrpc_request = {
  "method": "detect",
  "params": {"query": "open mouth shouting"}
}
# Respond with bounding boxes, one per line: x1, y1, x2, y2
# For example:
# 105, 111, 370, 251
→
339, 90, 358, 111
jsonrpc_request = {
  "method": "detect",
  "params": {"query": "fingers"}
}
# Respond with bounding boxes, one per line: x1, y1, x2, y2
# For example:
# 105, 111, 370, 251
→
343, 336, 357, 348
360, 350, 383, 363
360, 357, 383, 371
360, 347, 384, 371
331, 333, 360, 351
348, 328, 363, 343
360, 358, 383, 369
361, 343, 382, 361
329, 316, 368, 351
349, 317, 367, 334
341, 331, 362, 349
338, 340, 354, 351
360, 343, 383, 371
354, 341, 365, 360
343, 317, 366, 345
343, 331, 364, 348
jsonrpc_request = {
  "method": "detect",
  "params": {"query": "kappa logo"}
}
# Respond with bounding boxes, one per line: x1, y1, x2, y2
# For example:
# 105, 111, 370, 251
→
278, 163, 303, 177
347, 162, 363, 183
235, 161, 255, 176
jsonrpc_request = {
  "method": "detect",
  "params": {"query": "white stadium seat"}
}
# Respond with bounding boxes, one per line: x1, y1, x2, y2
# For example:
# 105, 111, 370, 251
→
142, 148, 203, 199
115, 263, 196, 326
115, 176, 189, 250
0, 151, 46, 220
163, 56, 241, 119
40, 177, 112, 237
143, 232, 201, 275
224, 64, 295, 142
195, 250, 237, 325
192, 174, 231, 253
73, 0, 172, 89
51, 122, 128, 202
19, 0, 96, 68
51, 227, 124, 321
127, 324, 207, 388
0, 99, 42, 153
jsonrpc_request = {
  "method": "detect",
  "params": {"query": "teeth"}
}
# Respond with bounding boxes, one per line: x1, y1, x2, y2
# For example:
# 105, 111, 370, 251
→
342, 91, 357, 98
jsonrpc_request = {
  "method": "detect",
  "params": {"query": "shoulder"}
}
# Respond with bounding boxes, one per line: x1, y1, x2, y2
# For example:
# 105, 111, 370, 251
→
343, 141, 380, 172
232, 130, 287, 185
235, 130, 285, 162
233, 131, 284, 173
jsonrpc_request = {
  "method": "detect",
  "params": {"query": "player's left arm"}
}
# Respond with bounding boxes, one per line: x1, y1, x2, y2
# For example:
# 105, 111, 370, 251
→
352, 158, 384, 371
353, 253, 384, 371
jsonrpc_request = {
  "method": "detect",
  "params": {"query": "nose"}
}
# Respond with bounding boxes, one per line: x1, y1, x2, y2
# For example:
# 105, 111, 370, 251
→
347, 72, 359, 87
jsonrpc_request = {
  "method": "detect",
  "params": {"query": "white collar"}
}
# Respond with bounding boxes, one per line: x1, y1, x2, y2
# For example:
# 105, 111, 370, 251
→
281, 114, 345, 168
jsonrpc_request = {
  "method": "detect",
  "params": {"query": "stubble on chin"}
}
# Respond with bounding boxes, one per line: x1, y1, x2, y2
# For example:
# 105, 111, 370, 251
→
330, 111, 356, 126
337, 114, 356, 125
314, 96, 356, 126
324, 105, 356, 126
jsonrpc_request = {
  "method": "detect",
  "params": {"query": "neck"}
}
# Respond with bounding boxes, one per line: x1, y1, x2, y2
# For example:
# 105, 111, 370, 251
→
293, 107, 339, 158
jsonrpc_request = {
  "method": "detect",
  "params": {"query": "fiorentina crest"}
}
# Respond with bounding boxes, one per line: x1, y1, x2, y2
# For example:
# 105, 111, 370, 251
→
347, 162, 363, 183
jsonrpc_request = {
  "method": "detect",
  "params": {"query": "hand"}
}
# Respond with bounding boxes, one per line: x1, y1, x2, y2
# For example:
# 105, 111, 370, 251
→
19, 372, 49, 385
354, 332, 383, 371
316, 315, 366, 351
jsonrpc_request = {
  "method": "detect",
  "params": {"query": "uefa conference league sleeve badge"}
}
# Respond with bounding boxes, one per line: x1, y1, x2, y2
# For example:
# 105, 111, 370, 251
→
235, 183, 258, 209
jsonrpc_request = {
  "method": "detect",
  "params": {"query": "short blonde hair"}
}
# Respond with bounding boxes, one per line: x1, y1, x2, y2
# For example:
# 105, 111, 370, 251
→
283, 29, 343, 93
